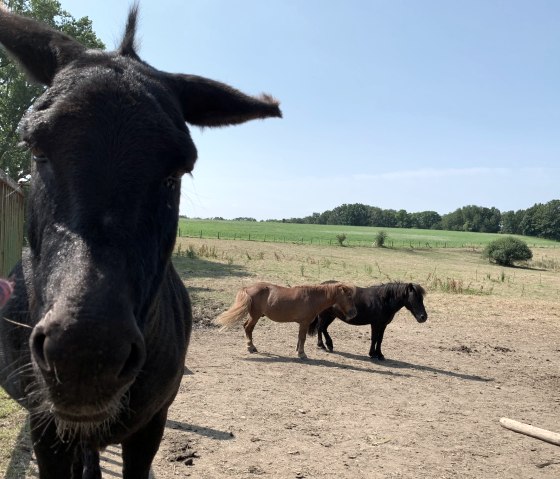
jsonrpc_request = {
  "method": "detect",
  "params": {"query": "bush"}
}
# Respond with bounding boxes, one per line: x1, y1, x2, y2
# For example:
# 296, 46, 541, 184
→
374, 230, 388, 247
482, 237, 532, 266
336, 233, 347, 246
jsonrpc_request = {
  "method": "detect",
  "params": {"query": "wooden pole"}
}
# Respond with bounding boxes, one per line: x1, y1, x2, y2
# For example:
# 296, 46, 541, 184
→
500, 417, 560, 447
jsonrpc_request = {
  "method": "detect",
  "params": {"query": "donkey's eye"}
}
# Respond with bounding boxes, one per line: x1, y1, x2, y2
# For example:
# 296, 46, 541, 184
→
31, 146, 48, 163
163, 168, 187, 190
163, 175, 180, 190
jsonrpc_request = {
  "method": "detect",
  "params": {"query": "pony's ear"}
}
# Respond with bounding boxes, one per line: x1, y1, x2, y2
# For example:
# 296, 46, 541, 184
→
165, 73, 282, 127
340, 284, 355, 296
0, 7, 85, 85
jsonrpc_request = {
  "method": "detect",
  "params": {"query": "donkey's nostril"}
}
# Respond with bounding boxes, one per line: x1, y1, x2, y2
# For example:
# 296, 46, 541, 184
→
117, 342, 145, 381
30, 329, 49, 372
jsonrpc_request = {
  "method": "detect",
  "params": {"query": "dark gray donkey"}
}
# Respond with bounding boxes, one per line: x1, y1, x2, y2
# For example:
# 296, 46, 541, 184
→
0, 5, 281, 479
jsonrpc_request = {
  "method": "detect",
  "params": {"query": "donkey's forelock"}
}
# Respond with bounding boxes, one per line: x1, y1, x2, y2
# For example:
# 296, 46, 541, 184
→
119, 5, 140, 59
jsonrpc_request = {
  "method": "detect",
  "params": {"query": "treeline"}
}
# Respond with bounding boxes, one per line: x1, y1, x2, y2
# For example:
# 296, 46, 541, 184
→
279, 200, 560, 241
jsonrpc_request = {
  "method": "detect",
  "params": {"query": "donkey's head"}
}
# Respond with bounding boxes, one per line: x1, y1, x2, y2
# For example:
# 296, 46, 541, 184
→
0, 6, 280, 425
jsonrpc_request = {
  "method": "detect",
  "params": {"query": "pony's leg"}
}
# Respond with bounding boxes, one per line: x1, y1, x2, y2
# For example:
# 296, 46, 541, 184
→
321, 314, 336, 352
296, 322, 308, 359
375, 324, 388, 360
243, 316, 260, 353
369, 323, 379, 358
315, 315, 326, 350
369, 324, 387, 360
317, 328, 326, 350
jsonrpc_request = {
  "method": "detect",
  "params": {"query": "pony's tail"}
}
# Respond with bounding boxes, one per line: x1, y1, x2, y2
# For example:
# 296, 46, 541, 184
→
307, 316, 319, 337
216, 289, 251, 330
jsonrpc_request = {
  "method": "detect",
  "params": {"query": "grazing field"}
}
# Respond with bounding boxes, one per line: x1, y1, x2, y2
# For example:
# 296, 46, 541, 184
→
2, 238, 560, 478
178, 218, 559, 249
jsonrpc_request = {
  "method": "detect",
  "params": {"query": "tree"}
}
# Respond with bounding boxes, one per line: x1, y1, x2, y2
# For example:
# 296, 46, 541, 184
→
482, 237, 533, 267
327, 203, 370, 226
441, 205, 501, 233
519, 200, 560, 241
501, 210, 524, 234
409, 211, 441, 230
395, 209, 410, 228
0, 0, 104, 178
537, 200, 560, 241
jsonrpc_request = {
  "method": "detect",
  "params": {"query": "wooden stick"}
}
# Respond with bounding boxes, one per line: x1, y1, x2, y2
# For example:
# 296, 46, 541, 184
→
500, 417, 560, 447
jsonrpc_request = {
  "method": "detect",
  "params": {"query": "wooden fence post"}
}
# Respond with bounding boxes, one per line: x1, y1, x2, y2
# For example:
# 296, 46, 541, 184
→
0, 169, 25, 277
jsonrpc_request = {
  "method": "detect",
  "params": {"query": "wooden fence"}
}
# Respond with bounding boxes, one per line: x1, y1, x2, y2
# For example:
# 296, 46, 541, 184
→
0, 169, 24, 276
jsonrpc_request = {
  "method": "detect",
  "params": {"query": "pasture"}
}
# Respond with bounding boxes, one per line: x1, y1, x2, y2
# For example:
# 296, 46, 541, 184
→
2, 237, 560, 478
178, 218, 559, 249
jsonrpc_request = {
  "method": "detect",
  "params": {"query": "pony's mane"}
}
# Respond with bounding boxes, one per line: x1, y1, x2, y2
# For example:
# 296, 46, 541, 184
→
373, 282, 426, 299
118, 4, 140, 59
293, 282, 353, 294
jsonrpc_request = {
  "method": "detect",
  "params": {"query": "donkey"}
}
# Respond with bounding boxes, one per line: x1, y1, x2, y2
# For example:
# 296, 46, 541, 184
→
0, 6, 281, 479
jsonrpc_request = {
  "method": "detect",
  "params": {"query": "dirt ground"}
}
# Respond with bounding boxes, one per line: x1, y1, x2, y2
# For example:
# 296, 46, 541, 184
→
13, 291, 560, 478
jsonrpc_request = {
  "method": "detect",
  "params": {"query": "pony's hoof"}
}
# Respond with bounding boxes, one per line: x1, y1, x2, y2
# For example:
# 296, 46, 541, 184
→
298, 353, 308, 360
317, 344, 326, 350
247, 346, 258, 353
327, 347, 334, 353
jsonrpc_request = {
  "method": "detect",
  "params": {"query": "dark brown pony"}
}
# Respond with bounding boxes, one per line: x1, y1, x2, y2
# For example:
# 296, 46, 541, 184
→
309, 282, 427, 360
0, 6, 280, 479
217, 282, 357, 359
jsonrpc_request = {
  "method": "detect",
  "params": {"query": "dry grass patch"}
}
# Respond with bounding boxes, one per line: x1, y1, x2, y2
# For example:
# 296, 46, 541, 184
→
173, 238, 560, 311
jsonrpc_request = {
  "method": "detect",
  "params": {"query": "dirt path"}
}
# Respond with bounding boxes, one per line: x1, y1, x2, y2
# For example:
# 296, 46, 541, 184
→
152, 293, 560, 479
19, 293, 560, 478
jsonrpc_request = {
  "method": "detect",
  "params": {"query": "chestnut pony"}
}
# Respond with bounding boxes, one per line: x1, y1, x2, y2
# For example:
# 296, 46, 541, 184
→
217, 282, 357, 359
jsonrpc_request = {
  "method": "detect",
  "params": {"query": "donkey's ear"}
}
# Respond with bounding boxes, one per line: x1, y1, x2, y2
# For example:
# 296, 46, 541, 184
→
0, 8, 86, 85
165, 73, 282, 127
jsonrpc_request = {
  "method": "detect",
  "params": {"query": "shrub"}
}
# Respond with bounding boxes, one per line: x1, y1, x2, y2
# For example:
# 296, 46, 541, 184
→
336, 233, 347, 246
374, 230, 388, 247
482, 237, 532, 266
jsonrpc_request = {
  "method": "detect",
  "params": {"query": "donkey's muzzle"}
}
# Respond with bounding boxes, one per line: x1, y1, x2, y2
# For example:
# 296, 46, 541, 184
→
30, 309, 146, 421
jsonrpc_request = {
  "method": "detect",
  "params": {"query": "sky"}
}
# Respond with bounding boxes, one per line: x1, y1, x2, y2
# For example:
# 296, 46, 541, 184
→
60, 0, 560, 221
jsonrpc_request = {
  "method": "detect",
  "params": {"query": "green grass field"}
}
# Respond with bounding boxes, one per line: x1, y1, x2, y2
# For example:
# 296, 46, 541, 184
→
178, 218, 558, 249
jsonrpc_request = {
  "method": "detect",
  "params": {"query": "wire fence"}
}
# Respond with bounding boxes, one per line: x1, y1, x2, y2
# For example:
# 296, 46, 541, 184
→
176, 229, 557, 250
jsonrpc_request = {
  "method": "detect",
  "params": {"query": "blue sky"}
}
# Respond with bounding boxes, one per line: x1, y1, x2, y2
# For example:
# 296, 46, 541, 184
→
61, 0, 559, 220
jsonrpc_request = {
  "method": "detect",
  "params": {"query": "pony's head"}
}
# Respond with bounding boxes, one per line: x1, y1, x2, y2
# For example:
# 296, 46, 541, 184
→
334, 283, 357, 320
404, 283, 428, 323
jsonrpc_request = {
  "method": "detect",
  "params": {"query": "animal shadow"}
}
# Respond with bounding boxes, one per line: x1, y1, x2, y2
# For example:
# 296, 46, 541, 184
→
166, 419, 234, 440
334, 350, 493, 382
243, 352, 412, 378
